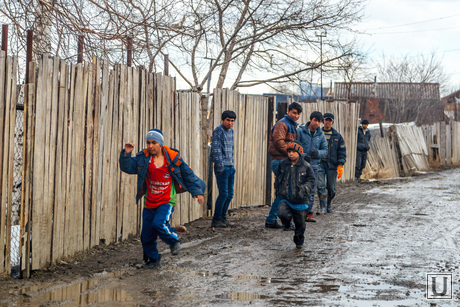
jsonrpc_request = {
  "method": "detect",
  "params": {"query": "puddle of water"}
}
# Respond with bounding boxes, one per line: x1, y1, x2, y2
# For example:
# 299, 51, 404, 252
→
10, 270, 137, 306
187, 270, 216, 277
216, 291, 268, 301
311, 284, 340, 293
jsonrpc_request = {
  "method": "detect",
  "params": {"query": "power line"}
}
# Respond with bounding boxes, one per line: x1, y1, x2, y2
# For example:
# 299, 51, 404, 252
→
370, 26, 460, 35
366, 13, 460, 31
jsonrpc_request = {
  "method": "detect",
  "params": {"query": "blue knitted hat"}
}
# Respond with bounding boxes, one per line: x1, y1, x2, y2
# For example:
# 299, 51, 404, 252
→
146, 129, 164, 146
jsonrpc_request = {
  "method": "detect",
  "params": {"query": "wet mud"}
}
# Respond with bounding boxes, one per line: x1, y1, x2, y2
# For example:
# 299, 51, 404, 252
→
1, 166, 459, 306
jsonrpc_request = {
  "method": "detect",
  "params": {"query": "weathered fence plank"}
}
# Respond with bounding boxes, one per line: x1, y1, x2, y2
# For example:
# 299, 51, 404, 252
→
298, 100, 359, 182
452, 122, 460, 164
0, 51, 7, 275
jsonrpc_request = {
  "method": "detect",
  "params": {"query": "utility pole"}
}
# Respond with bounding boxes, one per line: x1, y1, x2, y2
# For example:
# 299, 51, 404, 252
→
316, 31, 327, 100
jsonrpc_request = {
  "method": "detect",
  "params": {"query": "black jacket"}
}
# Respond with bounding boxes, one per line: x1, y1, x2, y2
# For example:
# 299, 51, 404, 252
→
357, 126, 371, 152
323, 127, 347, 169
274, 158, 316, 204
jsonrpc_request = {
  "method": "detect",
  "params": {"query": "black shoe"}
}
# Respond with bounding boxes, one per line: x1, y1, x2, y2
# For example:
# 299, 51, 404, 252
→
211, 220, 228, 228
265, 221, 283, 228
143, 255, 161, 268
170, 241, 181, 255
283, 223, 295, 231
296, 244, 304, 249
223, 218, 233, 227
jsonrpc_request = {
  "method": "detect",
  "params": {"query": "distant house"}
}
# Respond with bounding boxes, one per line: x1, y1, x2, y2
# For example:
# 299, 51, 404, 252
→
334, 82, 441, 125
441, 90, 460, 121
298, 81, 330, 102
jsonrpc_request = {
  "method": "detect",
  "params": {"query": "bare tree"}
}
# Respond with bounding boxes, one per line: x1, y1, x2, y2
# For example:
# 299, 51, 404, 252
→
1, 0, 365, 91
375, 52, 448, 124
377, 52, 450, 90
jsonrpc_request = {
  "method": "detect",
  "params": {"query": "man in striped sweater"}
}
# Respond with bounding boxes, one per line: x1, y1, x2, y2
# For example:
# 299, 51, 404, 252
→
211, 110, 237, 228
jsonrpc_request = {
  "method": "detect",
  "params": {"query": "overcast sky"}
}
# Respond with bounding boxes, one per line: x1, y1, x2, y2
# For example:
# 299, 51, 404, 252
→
355, 0, 460, 93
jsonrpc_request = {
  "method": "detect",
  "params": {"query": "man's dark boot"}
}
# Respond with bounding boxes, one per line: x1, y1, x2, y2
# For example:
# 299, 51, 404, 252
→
223, 218, 233, 227
143, 254, 162, 269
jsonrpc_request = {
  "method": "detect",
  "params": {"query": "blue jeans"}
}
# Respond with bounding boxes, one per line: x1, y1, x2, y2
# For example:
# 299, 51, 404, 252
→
142, 204, 178, 262
307, 167, 319, 214
213, 165, 235, 221
265, 159, 282, 224
317, 161, 337, 212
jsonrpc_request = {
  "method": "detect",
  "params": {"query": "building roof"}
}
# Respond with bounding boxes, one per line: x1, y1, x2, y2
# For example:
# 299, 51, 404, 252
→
334, 82, 440, 100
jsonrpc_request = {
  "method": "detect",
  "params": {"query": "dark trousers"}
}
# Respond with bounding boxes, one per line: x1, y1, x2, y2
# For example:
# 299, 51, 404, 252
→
141, 204, 178, 262
213, 165, 235, 221
355, 150, 368, 179
317, 161, 338, 212
278, 201, 307, 246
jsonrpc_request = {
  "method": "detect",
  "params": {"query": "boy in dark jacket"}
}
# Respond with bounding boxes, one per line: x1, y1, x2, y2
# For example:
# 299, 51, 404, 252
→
275, 140, 316, 249
119, 129, 206, 268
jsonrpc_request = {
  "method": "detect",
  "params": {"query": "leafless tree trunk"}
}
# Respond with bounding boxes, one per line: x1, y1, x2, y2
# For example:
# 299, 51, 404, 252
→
1, 0, 365, 92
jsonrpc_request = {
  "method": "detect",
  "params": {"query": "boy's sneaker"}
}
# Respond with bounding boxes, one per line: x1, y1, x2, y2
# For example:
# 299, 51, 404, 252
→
305, 214, 316, 222
296, 244, 304, 249
170, 241, 181, 255
283, 223, 295, 231
143, 255, 161, 268
265, 221, 283, 228
211, 220, 228, 228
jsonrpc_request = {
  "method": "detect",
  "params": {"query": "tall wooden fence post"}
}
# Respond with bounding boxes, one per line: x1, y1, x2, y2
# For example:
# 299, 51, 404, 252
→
126, 37, 132, 67
26, 30, 33, 83
77, 35, 84, 63
265, 96, 275, 205
164, 54, 169, 76
1, 25, 7, 56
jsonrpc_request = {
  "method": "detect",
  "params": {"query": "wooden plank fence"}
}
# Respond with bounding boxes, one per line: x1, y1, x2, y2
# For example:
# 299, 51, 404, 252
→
363, 121, 460, 179
297, 100, 360, 182
394, 125, 430, 174
0, 51, 18, 277
18, 56, 206, 277
452, 122, 460, 164
4, 51, 458, 278
210, 89, 272, 214
363, 127, 400, 179
420, 121, 460, 166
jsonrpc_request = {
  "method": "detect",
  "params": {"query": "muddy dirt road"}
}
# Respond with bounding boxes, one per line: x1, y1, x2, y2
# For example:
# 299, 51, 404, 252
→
1, 167, 460, 306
